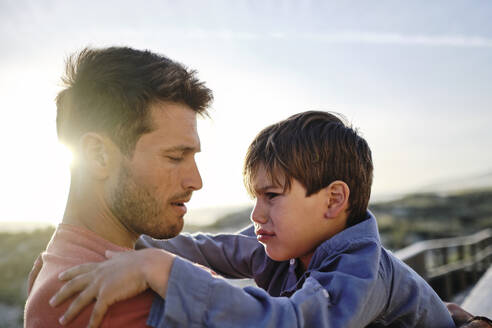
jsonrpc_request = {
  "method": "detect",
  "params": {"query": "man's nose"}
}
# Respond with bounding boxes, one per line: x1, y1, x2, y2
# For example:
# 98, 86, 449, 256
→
250, 200, 268, 224
183, 160, 203, 191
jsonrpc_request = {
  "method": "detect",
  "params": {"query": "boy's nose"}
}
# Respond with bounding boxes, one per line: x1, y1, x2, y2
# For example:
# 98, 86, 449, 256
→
250, 200, 268, 224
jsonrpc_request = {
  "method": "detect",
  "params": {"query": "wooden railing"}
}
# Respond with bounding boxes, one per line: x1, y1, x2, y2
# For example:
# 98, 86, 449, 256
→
395, 228, 492, 301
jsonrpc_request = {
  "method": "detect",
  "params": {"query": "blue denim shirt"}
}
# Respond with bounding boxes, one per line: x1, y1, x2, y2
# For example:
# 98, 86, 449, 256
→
138, 212, 454, 327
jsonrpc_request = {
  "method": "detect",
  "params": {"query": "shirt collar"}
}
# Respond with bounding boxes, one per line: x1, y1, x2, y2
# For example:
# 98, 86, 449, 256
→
308, 211, 380, 270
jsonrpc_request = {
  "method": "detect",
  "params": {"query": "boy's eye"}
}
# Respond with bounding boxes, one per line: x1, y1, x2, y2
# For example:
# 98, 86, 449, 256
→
265, 192, 280, 199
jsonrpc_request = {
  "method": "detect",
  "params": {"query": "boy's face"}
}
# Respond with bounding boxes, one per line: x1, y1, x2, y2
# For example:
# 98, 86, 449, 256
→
250, 165, 344, 269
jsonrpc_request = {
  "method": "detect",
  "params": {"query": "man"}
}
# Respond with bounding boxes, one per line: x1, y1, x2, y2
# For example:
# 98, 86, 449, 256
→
24, 46, 213, 327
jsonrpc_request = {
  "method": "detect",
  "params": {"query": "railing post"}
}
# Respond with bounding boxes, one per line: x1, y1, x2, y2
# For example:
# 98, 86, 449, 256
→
396, 228, 492, 301
442, 248, 448, 267
458, 245, 464, 261
471, 243, 478, 282
411, 253, 427, 279
444, 273, 452, 301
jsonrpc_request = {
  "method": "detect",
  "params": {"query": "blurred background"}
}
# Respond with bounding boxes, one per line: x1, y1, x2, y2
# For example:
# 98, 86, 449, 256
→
1, 1, 491, 326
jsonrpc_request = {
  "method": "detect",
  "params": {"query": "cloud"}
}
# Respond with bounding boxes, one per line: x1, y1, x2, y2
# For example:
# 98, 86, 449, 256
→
304, 32, 492, 47
182, 29, 492, 48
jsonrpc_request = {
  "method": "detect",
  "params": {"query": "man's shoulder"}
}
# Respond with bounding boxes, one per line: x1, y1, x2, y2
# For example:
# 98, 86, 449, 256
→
25, 251, 94, 327
26, 268, 154, 328
25, 232, 155, 327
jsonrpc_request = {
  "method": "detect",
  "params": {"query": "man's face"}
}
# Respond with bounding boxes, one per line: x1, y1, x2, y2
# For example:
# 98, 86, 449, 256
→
250, 165, 343, 269
109, 101, 202, 239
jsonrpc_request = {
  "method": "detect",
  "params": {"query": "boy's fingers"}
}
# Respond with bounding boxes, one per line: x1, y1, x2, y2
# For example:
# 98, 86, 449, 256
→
59, 286, 97, 325
59, 263, 98, 280
50, 275, 90, 307
193, 263, 219, 277
87, 299, 110, 328
104, 250, 119, 259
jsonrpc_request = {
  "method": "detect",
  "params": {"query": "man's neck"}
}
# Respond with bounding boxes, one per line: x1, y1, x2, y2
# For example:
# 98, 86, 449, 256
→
62, 184, 138, 249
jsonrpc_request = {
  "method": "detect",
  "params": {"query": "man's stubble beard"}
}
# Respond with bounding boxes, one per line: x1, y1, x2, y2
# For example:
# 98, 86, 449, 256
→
109, 161, 184, 240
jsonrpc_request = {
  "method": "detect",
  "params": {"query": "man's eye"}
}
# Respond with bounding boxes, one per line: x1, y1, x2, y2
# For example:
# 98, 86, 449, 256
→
167, 156, 184, 162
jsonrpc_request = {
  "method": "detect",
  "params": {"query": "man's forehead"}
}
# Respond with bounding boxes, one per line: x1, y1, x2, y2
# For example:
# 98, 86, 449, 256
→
150, 101, 197, 125
134, 102, 200, 153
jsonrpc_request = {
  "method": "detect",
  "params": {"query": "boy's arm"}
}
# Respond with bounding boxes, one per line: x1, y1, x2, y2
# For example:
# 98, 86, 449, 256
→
156, 255, 384, 328
51, 240, 454, 327
54, 249, 342, 327
156, 241, 455, 328
135, 225, 266, 279
55, 249, 384, 327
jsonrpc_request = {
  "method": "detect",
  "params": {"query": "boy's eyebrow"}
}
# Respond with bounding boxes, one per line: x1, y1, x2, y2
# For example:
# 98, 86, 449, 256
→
254, 184, 281, 193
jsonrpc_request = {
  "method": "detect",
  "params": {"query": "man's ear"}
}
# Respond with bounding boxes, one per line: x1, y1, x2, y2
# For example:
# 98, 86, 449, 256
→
79, 133, 114, 180
324, 181, 350, 219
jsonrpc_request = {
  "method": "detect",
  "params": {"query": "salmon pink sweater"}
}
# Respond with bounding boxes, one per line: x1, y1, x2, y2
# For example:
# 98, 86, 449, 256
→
25, 224, 155, 327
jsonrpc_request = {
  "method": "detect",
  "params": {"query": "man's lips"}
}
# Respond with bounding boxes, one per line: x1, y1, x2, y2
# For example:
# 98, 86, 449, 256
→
171, 201, 188, 206
170, 196, 191, 206
169, 191, 192, 206
170, 198, 191, 215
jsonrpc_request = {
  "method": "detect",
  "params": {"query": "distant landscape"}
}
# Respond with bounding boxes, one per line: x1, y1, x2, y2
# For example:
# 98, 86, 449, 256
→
185, 188, 492, 250
0, 227, 54, 328
2, 186, 492, 327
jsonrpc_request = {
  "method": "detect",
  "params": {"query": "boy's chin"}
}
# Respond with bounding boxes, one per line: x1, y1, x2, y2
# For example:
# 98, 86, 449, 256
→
265, 250, 290, 262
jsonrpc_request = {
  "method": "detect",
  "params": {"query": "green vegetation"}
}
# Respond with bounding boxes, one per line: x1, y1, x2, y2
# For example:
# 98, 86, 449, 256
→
0, 226, 54, 327
0, 227, 54, 307
371, 189, 492, 249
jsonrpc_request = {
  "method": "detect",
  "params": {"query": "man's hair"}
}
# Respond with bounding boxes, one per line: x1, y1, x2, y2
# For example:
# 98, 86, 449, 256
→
56, 46, 213, 155
244, 111, 373, 227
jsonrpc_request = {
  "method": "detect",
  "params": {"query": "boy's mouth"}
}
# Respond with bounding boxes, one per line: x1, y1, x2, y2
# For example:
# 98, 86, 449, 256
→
255, 228, 275, 242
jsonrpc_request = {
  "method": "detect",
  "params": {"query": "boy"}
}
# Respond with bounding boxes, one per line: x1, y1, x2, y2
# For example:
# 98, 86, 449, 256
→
51, 111, 455, 327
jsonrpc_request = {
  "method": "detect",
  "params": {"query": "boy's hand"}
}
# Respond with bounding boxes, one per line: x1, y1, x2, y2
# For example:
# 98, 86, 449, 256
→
49, 248, 175, 328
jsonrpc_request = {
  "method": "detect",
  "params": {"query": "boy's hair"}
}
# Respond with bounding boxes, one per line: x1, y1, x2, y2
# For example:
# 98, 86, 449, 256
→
56, 46, 213, 156
244, 111, 373, 227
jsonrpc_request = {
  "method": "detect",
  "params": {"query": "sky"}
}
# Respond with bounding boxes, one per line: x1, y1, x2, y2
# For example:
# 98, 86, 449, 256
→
1, 0, 491, 226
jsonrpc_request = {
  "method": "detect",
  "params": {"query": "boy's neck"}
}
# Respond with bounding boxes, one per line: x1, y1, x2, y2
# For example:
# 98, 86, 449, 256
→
299, 254, 313, 272
298, 212, 350, 272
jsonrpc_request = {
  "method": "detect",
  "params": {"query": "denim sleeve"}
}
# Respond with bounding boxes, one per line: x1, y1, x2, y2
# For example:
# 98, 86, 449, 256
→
136, 227, 266, 279
376, 251, 455, 328
150, 257, 384, 328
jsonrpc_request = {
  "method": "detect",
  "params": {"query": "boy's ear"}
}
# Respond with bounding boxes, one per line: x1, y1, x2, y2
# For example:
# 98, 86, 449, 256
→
324, 181, 350, 219
79, 133, 115, 180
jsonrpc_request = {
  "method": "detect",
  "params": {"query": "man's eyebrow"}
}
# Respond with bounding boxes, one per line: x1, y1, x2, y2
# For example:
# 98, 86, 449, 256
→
161, 145, 201, 153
